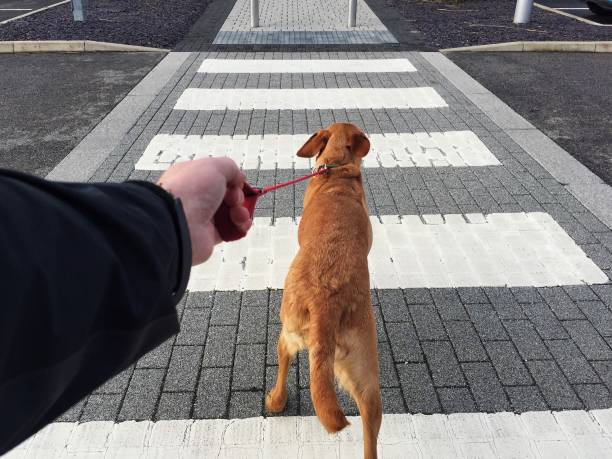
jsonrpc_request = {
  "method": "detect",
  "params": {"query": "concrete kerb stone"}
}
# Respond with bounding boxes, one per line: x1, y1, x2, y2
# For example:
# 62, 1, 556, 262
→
442, 41, 612, 53
0, 40, 168, 54
421, 51, 612, 231
46, 52, 191, 182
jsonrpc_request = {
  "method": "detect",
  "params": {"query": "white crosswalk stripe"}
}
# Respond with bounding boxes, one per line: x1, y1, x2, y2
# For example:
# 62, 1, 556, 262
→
198, 58, 417, 73
188, 213, 608, 292
174, 87, 448, 110
135, 131, 500, 171
9, 410, 612, 458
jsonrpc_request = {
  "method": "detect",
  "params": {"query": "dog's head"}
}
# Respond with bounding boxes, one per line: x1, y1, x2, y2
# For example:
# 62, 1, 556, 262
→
296, 123, 370, 167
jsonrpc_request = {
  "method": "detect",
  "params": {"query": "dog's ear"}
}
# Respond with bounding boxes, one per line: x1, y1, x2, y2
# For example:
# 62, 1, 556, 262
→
351, 133, 370, 157
297, 130, 330, 158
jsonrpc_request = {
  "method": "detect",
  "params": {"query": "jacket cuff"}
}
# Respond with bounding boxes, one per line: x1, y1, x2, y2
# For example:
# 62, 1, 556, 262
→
128, 181, 191, 301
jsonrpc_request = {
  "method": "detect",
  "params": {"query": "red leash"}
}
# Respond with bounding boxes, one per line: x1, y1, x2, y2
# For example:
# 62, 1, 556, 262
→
214, 164, 337, 242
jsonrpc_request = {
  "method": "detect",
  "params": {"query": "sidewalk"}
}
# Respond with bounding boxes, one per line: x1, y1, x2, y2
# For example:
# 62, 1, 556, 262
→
10, 0, 612, 456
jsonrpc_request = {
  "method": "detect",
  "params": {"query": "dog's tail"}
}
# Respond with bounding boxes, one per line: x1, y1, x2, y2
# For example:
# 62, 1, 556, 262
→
309, 317, 349, 433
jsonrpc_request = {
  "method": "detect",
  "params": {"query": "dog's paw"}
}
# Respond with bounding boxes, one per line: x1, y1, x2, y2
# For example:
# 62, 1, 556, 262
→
265, 389, 288, 413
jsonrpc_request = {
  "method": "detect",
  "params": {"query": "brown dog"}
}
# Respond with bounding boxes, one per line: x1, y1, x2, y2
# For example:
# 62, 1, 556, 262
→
265, 123, 382, 459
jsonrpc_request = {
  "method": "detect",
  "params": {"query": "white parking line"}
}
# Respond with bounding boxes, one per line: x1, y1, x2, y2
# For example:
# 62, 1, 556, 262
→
9, 410, 612, 458
174, 88, 448, 110
198, 59, 417, 73
134, 131, 500, 171
0, 0, 69, 25
188, 213, 608, 291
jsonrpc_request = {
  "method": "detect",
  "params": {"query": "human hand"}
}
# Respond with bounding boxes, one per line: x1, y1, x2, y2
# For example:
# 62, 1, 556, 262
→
157, 157, 252, 266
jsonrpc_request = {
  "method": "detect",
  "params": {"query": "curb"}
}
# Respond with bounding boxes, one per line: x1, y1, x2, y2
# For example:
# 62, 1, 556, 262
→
441, 41, 612, 53
0, 40, 169, 53
421, 51, 612, 230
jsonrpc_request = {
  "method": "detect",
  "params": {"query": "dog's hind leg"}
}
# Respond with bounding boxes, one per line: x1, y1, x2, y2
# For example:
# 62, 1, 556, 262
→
336, 329, 382, 459
266, 328, 299, 413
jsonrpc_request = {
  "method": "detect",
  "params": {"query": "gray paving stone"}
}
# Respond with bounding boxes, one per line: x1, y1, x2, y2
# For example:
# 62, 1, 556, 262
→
210, 291, 241, 326
237, 307, 268, 346
81, 394, 122, 422
538, 287, 585, 320
485, 287, 525, 320
437, 387, 477, 413
545, 340, 600, 384
378, 341, 400, 388
194, 368, 231, 418
232, 344, 266, 390
422, 341, 465, 387
526, 360, 583, 410
506, 386, 548, 412
563, 285, 599, 302
118, 369, 164, 421
503, 320, 552, 360
484, 341, 532, 386
136, 338, 173, 368
431, 289, 468, 321
592, 284, 612, 308
373, 306, 388, 343
445, 321, 487, 362
202, 326, 237, 367
156, 392, 193, 420
403, 289, 433, 304
575, 384, 612, 410
466, 304, 508, 341
456, 287, 488, 304
520, 303, 568, 340
397, 363, 441, 413
164, 346, 204, 392
229, 391, 264, 418
461, 362, 510, 412
176, 309, 210, 345
576, 301, 612, 336
563, 320, 612, 360
381, 388, 406, 414
386, 321, 423, 363
379, 290, 409, 322
94, 368, 133, 394
267, 324, 281, 366
186, 292, 214, 308
409, 304, 447, 340
242, 289, 269, 308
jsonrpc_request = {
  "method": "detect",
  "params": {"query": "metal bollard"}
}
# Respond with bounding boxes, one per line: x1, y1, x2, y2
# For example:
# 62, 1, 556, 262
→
513, 0, 533, 23
251, 0, 259, 28
72, 0, 86, 21
348, 0, 357, 27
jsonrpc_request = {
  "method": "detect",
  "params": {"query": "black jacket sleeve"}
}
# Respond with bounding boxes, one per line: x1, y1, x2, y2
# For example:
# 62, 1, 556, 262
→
0, 169, 191, 454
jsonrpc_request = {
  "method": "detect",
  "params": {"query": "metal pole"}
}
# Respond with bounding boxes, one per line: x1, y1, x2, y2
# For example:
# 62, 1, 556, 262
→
513, 0, 533, 23
72, 0, 86, 21
251, 0, 259, 28
348, 0, 357, 27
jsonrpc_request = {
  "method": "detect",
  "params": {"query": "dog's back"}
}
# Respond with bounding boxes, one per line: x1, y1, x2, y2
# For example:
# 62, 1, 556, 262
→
266, 124, 382, 459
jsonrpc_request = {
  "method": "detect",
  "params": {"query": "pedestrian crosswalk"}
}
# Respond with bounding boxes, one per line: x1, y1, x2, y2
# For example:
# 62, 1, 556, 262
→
174, 87, 448, 110
135, 131, 500, 171
188, 214, 608, 292
198, 58, 416, 73
135, 55, 609, 294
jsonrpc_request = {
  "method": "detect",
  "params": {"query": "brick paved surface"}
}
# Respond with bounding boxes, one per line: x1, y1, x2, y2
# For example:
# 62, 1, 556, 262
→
48, 47, 612, 425
213, 0, 397, 44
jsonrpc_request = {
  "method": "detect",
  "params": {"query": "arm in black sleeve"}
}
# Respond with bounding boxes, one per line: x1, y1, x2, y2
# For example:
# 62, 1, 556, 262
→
0, 169, 191, 454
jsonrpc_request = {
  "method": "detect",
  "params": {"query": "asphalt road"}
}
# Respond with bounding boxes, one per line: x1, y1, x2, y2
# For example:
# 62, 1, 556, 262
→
449, 52, 612, 186
536, 0, 612, 25
0, 52, 163, 177
0, 0, 65, 22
